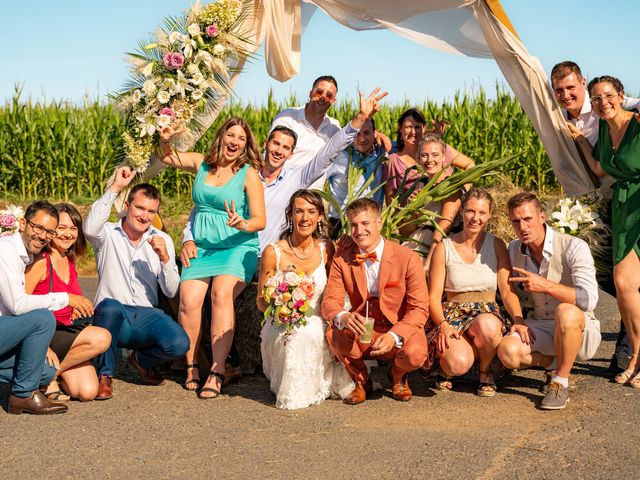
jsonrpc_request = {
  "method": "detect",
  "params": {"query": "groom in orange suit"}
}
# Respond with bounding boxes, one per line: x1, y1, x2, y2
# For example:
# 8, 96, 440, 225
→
322, 198, 429, 404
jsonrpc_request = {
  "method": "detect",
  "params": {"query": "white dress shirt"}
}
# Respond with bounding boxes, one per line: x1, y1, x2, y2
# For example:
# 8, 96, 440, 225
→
0, 233, 68, 316
334, 238, 403, 346
84, 191, 180, 307
270, 106, 342, 168
182, 122, 359, 255
508, 226, 599, 317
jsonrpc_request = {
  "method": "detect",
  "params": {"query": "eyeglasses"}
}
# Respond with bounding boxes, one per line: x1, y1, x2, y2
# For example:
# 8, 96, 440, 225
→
28, 220, 58, 238
590, 92, 618, 104
311, 88, 335, 100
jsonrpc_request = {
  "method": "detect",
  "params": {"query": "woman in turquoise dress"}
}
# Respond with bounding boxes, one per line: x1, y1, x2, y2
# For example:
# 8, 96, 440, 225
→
576, 75, 640, 387
158, 117, 265, 398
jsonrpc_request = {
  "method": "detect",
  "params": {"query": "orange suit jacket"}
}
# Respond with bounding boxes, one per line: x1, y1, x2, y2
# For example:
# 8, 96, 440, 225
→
321, 239, 429, 340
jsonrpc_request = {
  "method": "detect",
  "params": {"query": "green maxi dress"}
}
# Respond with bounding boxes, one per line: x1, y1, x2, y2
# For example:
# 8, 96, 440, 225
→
593, 118, 640, 265
181, 162, 259, 283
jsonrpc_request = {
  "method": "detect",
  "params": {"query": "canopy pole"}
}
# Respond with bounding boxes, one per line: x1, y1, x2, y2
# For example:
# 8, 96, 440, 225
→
484, 0, 519, 39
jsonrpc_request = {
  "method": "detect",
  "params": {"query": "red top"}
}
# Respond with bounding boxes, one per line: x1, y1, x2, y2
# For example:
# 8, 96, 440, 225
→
32, 253, 82, 326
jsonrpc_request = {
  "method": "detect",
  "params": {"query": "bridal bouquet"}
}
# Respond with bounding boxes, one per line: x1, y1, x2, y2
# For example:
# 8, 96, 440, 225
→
115, 0, 249, 172
262, 269, 316, 339
0, 204, 24, 237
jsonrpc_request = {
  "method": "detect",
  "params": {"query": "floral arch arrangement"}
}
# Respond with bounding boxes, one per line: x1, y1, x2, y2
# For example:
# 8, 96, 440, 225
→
114, 0, 251, 172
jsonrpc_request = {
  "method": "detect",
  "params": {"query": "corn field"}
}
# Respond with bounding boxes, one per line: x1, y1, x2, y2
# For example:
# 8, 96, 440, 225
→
0, 84, 557, 200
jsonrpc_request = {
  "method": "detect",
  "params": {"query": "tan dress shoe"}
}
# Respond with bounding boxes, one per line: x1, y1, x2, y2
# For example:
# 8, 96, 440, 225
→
8, 391, 68, 415
343, 378, 373, 405
392, 375, 412, 402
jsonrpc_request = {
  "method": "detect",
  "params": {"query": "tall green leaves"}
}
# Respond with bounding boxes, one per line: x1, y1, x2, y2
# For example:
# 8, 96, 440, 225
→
0, 84, 553, 200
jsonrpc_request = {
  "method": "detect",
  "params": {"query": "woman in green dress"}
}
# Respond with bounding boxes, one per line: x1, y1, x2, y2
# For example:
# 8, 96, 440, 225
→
576, 75, 640, 387
157, 117, 266, 398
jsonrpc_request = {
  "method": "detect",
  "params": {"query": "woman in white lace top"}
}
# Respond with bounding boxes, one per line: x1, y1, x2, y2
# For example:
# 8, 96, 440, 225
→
427, 188, 523, 396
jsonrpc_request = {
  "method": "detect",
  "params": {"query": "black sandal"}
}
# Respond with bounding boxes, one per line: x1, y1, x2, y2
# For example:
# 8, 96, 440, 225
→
198, 371, 225, 399
183, 363, 201, 391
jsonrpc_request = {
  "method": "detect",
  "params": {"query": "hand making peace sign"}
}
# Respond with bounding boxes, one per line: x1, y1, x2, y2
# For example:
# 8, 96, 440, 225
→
224, 199, 248, 231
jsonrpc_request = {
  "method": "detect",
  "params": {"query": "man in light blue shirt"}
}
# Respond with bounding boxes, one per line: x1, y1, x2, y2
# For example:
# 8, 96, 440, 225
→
326, 117, 385, 236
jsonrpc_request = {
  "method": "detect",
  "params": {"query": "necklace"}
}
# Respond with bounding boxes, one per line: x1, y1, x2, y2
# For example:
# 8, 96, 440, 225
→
286, 237, 313, 260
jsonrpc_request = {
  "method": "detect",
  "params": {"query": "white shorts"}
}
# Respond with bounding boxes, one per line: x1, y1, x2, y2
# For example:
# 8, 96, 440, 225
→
508, 314, 601, 361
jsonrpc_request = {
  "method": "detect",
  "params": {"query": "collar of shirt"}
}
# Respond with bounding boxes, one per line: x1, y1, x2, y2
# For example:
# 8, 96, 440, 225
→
11, 232, 32, 266
359, 237, 385, 264
259, 168, 287, 189
520, 224, 554, 268
563, 92, 592, 121
298, 105, 332, 131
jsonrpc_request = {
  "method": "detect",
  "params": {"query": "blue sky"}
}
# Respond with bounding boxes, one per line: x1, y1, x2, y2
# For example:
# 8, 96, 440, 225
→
2, 0, 639, 106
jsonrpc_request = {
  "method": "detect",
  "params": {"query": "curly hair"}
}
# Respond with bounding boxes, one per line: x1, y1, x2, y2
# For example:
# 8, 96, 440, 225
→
205, 117, 262, 173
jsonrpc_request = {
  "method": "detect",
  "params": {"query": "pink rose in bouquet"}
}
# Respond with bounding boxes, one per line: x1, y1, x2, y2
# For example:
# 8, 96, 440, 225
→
163, 52, 185, 71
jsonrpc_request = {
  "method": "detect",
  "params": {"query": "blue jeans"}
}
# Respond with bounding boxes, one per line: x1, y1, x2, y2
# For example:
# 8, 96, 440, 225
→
0, 309, 57, 397
93, 299, 189, 376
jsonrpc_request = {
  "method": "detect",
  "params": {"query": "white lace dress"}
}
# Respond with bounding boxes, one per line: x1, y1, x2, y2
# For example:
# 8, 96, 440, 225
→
260, 242, 354, 409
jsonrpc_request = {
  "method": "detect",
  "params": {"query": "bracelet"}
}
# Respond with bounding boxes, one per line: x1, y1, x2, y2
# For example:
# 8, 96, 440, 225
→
240, 220, 249, 232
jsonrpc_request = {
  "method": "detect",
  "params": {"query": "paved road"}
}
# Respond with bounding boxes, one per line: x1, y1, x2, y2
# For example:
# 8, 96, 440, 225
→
1, 281, 639, 480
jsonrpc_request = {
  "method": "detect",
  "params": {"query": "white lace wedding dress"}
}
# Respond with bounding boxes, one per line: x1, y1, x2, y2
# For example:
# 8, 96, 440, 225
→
260, 242, 354, 410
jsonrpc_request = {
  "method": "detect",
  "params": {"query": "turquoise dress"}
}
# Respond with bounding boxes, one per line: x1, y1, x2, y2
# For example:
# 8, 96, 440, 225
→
181, 162, 259, 282
593, 118, 640, 265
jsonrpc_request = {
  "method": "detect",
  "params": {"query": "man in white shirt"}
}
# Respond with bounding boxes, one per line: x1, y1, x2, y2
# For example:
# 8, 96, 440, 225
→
86, 167, 189, 400
497, 193, 601, 410
1, 201, 91, 414
551, 61, 640, 146
270, 75, 342, 168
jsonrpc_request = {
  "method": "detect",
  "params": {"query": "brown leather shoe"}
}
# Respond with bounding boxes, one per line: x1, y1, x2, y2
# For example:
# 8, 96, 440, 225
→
8, 391, 68, 415
96, 375, 113, 400
343, 377, 373, 405
128, 351, 164, 386
392, 374, 413, 402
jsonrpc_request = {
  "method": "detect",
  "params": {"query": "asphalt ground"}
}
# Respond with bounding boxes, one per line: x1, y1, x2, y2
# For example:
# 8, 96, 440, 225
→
1, 280, 638, 480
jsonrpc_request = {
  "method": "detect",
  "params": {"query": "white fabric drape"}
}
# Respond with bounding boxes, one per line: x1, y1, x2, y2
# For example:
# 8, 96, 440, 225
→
254, 0, 595, 196
134, 0, 594, 199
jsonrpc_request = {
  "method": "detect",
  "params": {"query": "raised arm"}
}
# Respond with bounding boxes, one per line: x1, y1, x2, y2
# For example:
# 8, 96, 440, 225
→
84, 166, 136, 243
446, 144, 475, 171
300, 87, 388, 185
157, 121, 205, 173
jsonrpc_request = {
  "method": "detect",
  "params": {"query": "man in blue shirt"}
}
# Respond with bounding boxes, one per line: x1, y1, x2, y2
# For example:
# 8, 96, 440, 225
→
326, 117, 385, 237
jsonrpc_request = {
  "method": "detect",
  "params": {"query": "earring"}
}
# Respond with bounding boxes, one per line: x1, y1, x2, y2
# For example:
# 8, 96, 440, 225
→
288, 220, 293, 234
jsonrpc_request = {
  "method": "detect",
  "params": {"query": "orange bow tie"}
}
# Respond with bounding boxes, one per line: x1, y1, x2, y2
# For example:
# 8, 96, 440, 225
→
355, 251, 378, 264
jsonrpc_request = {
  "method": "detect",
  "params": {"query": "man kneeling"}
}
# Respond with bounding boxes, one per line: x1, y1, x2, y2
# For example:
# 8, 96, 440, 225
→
85, 167, 189, 399
497, 193, 601, 410
322, 198, 429, 404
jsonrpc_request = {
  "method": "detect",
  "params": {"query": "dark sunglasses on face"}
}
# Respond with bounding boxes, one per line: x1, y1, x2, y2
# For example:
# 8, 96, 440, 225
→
312, 88, 335, 100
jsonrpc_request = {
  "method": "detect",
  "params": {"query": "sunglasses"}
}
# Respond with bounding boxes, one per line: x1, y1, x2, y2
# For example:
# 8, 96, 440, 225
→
311, 88, 335, 100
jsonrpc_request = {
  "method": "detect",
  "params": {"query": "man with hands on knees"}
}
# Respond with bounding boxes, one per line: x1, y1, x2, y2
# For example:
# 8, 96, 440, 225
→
85, 166, 189, 400
322, 198, 429, 404
0, 201, 93, 414
497, 193, 601, 410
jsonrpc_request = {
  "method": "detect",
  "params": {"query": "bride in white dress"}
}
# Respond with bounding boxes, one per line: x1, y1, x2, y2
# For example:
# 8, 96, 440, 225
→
258, 190, 354, 409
